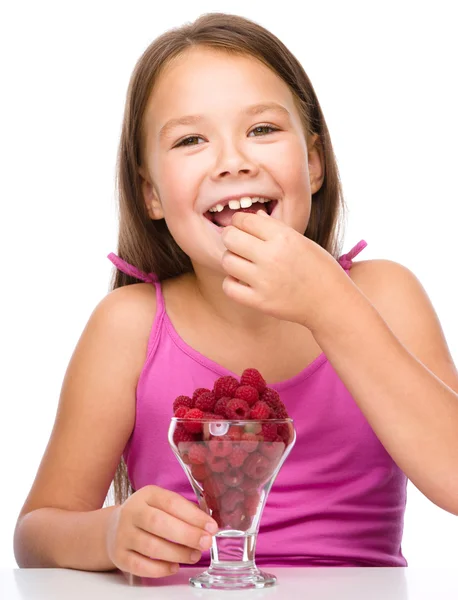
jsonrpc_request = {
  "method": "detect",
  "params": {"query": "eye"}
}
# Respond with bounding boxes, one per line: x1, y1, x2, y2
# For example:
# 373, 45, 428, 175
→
249, 124, 280, 136
175, 135, 204, 148
174, 124, 280, 148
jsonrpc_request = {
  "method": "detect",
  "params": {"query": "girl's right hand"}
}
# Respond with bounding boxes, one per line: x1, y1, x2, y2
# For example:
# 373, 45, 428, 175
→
106, 485, 218, 578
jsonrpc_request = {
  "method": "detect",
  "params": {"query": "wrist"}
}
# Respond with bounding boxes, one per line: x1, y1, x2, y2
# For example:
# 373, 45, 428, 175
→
306, 277, 363, 338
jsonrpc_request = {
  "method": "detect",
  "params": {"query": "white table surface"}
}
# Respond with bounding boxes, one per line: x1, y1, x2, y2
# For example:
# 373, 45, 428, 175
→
2, 567, 458, 599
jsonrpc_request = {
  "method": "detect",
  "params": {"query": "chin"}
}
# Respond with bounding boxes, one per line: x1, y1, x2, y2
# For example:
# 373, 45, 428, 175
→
183, 238, 227, 276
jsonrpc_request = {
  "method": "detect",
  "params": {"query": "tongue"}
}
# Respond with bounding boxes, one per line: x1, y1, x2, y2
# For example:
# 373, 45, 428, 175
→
212, 202, 268, 227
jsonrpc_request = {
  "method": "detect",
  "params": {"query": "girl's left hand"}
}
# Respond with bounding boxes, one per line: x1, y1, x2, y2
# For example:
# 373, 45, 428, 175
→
220, 210, 350, 331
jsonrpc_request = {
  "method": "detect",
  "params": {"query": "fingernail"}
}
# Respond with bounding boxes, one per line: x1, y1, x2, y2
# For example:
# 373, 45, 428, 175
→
205, 521, 218, 534
170, 563, 179, 574
257, 210, 268, 217
190, 550, 201, 562
199, 535, 213, 550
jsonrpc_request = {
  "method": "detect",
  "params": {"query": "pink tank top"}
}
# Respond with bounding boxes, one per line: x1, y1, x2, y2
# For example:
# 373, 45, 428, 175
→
107, 240, 408, 568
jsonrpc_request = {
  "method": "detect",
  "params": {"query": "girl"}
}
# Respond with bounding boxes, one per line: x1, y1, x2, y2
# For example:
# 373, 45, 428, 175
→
14, 12, 458, 578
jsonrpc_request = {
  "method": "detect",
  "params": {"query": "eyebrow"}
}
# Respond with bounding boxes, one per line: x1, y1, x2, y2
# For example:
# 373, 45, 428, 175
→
158, 102, 291, 141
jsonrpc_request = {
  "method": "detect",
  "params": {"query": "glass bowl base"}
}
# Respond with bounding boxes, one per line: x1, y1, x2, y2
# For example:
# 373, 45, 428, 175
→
189, 563, 276, 590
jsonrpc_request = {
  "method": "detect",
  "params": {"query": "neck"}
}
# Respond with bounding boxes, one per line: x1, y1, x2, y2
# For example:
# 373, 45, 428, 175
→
186, 265, 283, 336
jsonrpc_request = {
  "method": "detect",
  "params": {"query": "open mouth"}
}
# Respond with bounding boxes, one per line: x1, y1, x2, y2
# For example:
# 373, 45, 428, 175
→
204, 199, 278, 227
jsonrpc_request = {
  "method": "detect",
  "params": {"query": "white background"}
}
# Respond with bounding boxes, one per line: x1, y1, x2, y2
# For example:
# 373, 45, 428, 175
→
1, 0, 457, 569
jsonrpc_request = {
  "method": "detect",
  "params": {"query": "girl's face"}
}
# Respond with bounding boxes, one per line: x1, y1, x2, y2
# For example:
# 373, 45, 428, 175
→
139, 47, 323, 272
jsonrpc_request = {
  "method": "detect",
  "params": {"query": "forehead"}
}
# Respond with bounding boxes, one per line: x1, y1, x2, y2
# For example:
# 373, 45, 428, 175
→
143, 47, 298, 139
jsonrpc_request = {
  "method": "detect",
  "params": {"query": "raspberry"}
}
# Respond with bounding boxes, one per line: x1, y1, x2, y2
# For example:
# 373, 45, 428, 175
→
226, 398, 250, 420
243, 422, 262, 435
220, 505, 245, 530
273, 405, 289, 419
221, 488, 244, 512
244, 490, 261, 516
207, 437, 233, 457
188, 443, 208, 465
206, 454, 229, 473
277, 423, 292, 444
228, 447, 248, 467
173, 395, 194, 412
260, 388, 281, 408
203, 491, 219, 511
181, 452, 191, 465
240, 478, 259, 495
173, 425, 195, 445
213, 397, 231, 418
202, 412, 220, 420
241, 368, 267, 393
191, 463, 209, 482
194, 391, 217, 412
259, 390, 289, 419
239, 432, 259, 453
234, 385, 259, 407
243, 452, 272, 480
204, 475, 227, 499
222, 466, 245, 488
211, 508, 222, 525
259, 439, 285, 461
227, 425, 242, 441
183, 408, 204, 433
261, 422, 278, 442
250, 401, 271, 420
174, 406, 188, 418
192, 388, 212, 403
213, 376, 240, 400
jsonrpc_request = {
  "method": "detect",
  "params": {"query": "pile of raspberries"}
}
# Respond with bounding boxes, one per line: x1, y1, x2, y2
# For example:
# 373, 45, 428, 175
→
173, 368, 290, 429
171, 369, 293, 531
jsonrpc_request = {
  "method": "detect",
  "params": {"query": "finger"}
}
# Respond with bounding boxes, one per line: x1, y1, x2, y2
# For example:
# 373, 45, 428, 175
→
222, 274, 259, 307
135, 505, 215, 552
144, 486, 217, 533
131, 527, 203, 565
124, 549, 180, 578
221, 250, 258, 285
231, 210, 280, 241
221, 225, 264, 263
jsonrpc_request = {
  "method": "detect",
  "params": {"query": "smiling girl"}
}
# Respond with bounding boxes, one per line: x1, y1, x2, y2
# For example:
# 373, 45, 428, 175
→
14, 12, 458, 578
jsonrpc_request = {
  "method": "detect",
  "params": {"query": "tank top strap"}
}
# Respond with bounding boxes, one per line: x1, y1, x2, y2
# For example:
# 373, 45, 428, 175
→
337, 239, 368, 272
107, 252, 165, 315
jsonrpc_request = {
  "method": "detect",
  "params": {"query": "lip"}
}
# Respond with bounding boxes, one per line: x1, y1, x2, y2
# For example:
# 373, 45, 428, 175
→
204, 193, 279, 214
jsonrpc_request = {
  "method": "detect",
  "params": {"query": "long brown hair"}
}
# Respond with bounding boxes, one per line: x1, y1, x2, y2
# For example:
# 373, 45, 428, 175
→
105, 12, 348, 508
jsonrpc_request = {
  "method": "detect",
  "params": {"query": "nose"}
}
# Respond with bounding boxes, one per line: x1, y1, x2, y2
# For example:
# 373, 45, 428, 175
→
210, 140, 260, 180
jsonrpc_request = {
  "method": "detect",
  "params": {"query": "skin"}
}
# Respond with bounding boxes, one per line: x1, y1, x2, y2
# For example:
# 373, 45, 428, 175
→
138, 46, 325, 333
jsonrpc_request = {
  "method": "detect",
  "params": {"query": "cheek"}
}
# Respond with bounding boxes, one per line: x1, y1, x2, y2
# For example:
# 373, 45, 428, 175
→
154, 158, 198, 215
266, 139, 310, 188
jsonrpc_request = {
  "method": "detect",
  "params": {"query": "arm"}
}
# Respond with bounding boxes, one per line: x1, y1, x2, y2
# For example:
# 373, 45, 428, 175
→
309, 259, 458, 515
14, 507, 119, 570
14, 283, 156, 570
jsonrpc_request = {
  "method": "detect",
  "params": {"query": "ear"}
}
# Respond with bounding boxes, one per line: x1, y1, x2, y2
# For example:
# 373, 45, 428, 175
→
307, 134, 325, 195
138, 166, 164, 220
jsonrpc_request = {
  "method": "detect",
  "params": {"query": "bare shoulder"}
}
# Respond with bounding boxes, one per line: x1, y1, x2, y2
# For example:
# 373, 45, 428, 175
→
104, 283, 157, 343
89, 282, 157, 379
348, 257, 432, 319
347, 258, 400, 294
349, 258, 458, 394
348, 257, 427, 311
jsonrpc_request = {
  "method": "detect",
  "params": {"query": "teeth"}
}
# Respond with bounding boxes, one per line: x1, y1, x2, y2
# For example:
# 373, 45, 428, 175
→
208, 196, 272, 212
208, 203, 226, 213
239, 196, 253, 208
228, 199, 241, 210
